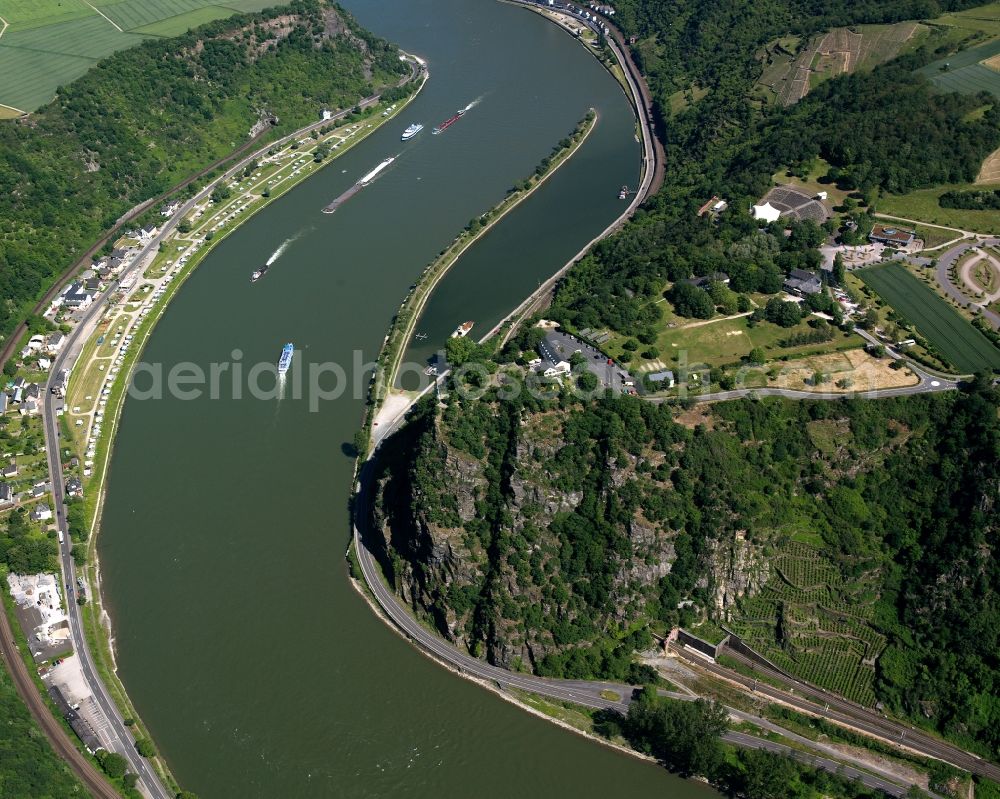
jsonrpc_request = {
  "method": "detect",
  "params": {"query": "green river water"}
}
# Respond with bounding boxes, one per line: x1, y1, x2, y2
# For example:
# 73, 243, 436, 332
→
96, 1, 719, 796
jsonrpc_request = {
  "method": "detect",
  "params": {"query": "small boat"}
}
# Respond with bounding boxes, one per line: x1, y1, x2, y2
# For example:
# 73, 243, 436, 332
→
450, 321, 474, 339
618, 185, 628, 200
401, 122, 424, 141
251, 263, 269, 283
278, 343, 294, 375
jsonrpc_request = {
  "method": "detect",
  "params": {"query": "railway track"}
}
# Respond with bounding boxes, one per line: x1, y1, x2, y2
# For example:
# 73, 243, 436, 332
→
699, 645, 1000, 782
0, 602, 119, 799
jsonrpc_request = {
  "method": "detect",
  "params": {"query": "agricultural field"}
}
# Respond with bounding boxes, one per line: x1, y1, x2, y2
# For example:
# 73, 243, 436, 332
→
0, 0, 277, 112
754, 22, 925, 105
918, 38, 1000, 97
728, 541, 886, 707
858, 262, 1000, 373
978, 145, 1000, 184
927, 0, 1000, 42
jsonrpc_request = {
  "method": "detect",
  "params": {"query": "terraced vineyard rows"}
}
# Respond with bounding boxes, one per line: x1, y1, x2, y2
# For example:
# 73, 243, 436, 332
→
728, 542, 885, 706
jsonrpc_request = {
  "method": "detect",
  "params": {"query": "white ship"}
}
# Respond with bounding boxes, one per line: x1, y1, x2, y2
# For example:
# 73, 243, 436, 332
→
401, 122, 424, 141
450, 321, 474, 339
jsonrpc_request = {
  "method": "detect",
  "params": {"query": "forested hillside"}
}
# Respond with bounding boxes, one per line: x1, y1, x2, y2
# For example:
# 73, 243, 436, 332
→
0, 0, 407, 342
372, 378, 1000, 756
0, 658, 83, 798
549, 0, 1000, 335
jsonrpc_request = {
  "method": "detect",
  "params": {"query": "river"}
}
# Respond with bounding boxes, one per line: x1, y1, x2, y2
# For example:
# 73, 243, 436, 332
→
96, 1, 716, 796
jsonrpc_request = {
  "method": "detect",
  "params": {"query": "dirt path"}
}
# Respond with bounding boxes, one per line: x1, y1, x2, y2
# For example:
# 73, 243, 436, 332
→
676, 310, 753, 330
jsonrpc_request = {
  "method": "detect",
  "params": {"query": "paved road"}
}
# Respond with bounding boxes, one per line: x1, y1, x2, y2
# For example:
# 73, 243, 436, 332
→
353, 405, 950, 797
642, 327, 961, 404
700, 645, 1000, 783
18, 62, 426, 799
0, 591, 120, 799
935, 238, 1000, 330
352, 457, 941, 796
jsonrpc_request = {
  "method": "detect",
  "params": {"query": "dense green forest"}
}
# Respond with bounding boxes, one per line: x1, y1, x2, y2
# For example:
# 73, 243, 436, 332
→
548, 0, 1000, 335
605, 688, 904, 797
940, 188, 1000, 210
0, 0, 406, 342
373, 375, 1000, 757
0, 659, 84, 798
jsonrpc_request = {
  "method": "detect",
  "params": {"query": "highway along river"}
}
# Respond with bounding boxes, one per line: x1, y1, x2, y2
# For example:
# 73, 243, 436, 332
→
96, 0, 717, 796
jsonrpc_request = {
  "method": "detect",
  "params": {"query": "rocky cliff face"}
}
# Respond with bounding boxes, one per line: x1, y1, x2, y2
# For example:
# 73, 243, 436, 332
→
708, 531, 770, 619
371, 398, 754, 673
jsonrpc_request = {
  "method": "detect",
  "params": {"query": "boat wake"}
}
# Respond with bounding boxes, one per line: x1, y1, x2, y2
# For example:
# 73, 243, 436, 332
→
266, 229, 307, 267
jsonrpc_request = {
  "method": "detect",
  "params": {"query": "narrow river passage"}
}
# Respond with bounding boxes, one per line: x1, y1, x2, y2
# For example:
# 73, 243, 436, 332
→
97, 0, 718, 796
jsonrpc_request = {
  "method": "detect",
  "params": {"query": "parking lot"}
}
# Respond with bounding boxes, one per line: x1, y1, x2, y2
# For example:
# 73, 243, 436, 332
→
541, 330, 634, 393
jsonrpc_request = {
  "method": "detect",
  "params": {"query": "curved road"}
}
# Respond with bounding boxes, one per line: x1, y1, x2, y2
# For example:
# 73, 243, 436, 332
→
5, 62, 426, 799
352, 457, 929, 798
935, 237, 1000, 330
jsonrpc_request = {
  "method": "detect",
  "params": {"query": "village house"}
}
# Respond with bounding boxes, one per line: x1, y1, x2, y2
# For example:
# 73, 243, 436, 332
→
0, 483, 14, 505
65, 477, 83, 499
62, 283, 94, 309
30, 503, 53, 522
683, 271, 730, 289
46, 332, 66, 354
50, 370, 68, 397
784, 268, 823, 296
2, 461, 17, 479
648, 370, 676, 387
543, 360, 572, 378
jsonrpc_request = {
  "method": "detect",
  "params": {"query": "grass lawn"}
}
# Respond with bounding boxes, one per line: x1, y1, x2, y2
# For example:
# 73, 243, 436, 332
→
858, 262, 1000, 373
912, 223, 964, 249
877, 183, 1000, 234
930, 1, 1000, 39
667, 84, 708, 113
610, 311, 862, 372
